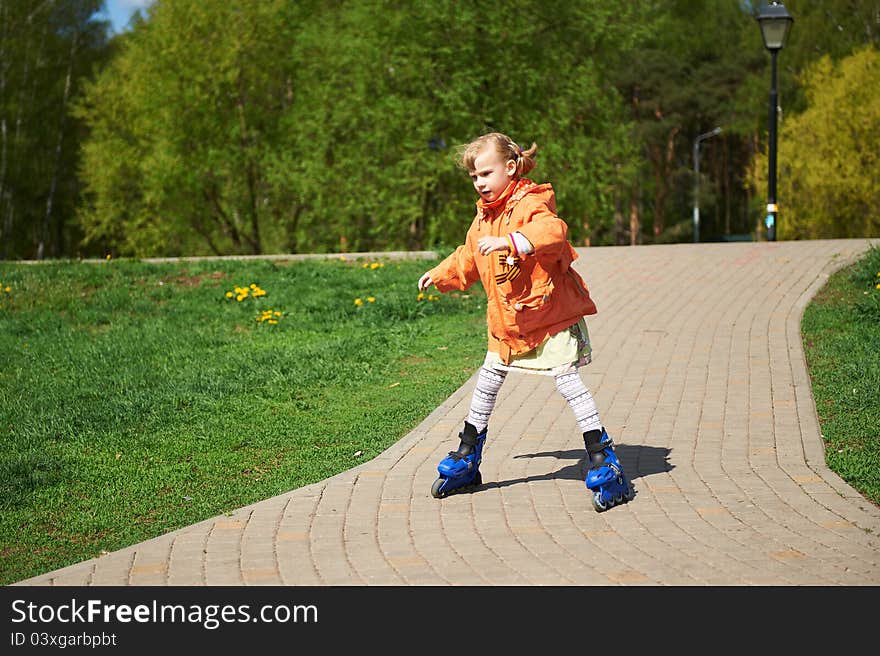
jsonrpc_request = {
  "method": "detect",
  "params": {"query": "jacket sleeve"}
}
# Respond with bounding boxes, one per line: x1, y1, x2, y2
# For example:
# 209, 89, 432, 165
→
515, 195, 573, 264
428, 225, 481, 292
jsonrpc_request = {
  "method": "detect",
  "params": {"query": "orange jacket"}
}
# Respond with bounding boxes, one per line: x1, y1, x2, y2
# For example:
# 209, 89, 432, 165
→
428, 178, 597, 363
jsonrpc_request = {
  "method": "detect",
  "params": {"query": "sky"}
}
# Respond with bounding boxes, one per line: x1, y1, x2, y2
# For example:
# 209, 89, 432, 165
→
100, 0, 154, 33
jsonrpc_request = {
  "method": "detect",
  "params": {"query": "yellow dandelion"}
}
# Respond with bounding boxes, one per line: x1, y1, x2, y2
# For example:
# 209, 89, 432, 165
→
256, 308, 282, 324
354, 298, 363, 306
105, 254, 112, 260
362, 263, 370, 269
367, 296, 375, 303
370, 262, 380, 269
225, 291, 234, 299
417, 292, 425, 301
3, 286, 10, 294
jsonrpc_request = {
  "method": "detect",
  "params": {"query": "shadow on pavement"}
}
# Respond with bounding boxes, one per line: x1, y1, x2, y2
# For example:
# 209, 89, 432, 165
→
486, 443, 673, 490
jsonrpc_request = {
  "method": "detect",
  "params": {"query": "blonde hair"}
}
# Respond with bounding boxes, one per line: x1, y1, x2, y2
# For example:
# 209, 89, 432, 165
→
456, 132, 538, 178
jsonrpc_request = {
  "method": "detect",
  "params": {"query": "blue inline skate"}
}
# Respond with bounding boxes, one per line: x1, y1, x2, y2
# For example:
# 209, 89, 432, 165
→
431, 422, 487, 498
584, 429, 634, 512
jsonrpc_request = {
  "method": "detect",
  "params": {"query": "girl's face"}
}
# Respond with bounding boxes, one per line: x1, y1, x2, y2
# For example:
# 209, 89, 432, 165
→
468, 147, 517, 203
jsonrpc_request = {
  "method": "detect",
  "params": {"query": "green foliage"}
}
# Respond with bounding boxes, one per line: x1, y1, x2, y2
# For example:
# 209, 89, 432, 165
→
769, 0, 880, 114
0, 1, 110, 259
750, 47, 880, 239
0, 255, 486, 584
74, 0, 301, 257
6, 1, 880, 259
802, 245, 880, 507
75, 0, 644, 256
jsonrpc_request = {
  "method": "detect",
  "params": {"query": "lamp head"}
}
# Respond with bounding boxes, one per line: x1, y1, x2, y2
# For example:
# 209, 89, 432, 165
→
756, 1, 794, 51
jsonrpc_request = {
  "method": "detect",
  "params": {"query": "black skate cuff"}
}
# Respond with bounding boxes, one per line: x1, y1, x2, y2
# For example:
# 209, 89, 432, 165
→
586, 441, 608, 455
459, 422, 480, 447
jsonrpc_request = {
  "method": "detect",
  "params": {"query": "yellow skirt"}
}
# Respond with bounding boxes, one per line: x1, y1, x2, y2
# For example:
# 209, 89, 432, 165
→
484, 317, 592, 376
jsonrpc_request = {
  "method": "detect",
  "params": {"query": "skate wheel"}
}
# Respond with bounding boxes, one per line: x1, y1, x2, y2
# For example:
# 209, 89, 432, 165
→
431, 478, 446, 499
591, 491, 608, 512
613, 492, 624, 505
624, 485, 635, 502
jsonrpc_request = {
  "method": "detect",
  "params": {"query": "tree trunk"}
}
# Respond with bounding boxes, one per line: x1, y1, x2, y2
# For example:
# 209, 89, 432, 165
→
285, 204, 304, 254
613, 196, 625, 245
629, 192, 640, 246
0, 0, 7, 242
40, 31, 77, 260
0, 117, 6, 261
652, 125, 679, 239
205, 180, 242, 250
236, 69, 261, 255
724, 137, 731, 236
0, 119, 6, 259
410, 183, 433, 251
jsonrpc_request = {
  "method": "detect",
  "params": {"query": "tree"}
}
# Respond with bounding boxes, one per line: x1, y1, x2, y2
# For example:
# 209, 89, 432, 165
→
605, 1, 880, 245
610, 0, 772, 244
260, 0, 649, 252
76, 0, 645, 256
749, 47, 880, 239
0, 0, 109, 259
75, 0, 303, 256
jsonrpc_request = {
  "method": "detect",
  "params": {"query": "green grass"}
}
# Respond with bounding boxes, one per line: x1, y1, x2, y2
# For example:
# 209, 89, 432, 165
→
0, 255, 486, 584
802, 245, 880, 508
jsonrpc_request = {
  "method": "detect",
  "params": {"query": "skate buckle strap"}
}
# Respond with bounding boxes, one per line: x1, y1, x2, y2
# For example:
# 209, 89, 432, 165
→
586, 440, 611, 455
445, 452, 475, 471
601, 461, 623, 477
588, 458, 622, 476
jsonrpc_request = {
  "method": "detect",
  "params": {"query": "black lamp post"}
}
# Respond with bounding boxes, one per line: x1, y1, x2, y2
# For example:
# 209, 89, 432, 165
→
756, 1, 794, 241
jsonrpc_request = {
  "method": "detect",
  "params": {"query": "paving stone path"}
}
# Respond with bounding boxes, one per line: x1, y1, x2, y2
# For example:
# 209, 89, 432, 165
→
16, 239, 880, 586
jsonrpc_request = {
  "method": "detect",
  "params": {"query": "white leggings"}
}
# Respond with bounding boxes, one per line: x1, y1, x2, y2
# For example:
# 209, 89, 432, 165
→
466, 366, 602, 434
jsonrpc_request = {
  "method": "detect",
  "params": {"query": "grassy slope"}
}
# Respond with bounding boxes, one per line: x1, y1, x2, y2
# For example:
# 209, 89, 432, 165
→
801, 245, 880, 507
0, 256, 485, 584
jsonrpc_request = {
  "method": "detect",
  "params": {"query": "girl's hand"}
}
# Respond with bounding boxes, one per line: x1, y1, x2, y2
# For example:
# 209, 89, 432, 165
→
418, 272, 433, 291
477, 236, 509, 256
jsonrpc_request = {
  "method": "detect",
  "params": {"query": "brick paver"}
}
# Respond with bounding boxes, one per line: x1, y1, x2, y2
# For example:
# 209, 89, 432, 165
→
14, 240, 880, 586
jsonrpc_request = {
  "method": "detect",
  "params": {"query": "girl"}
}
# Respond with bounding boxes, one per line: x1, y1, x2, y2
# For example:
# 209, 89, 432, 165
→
418, 132, 633, 511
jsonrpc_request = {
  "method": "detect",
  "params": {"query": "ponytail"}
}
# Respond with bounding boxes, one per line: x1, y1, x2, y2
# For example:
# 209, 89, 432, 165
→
457, 132, 539, 178
513, 141, 538, 177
